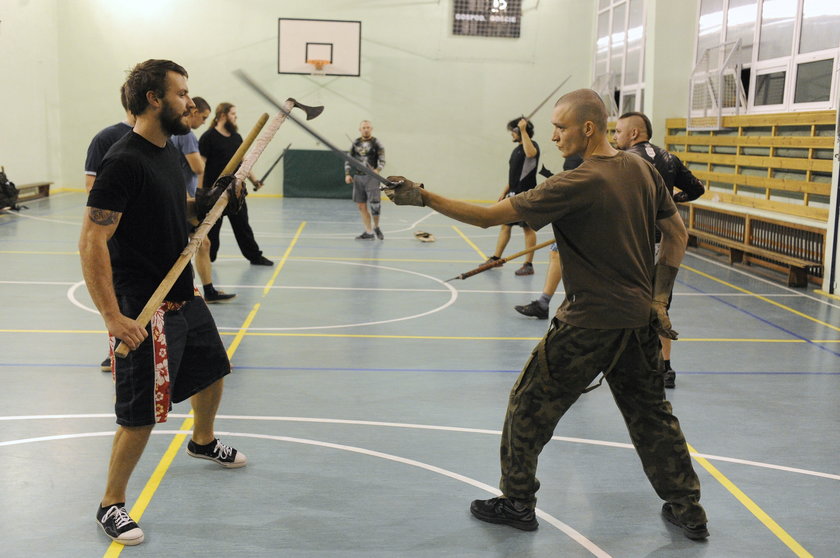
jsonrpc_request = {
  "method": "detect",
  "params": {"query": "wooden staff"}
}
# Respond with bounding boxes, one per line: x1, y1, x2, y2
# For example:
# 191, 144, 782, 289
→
114, 113, 269, 358
445, 239, 555, 282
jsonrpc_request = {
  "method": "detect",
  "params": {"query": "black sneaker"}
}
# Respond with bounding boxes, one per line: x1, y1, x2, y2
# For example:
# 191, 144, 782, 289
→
96, 503, 144, 545
662, 503, 708, 540
484, 256, 503, 267
664, 367, 676, 389
515, 301, 549, 320
356, 231, 375, 240
470, 497, 538, 531
250, 256, 274, 266
515, 263, 534, 276
205, 290, 237, 303
187, 438, 247, 468
100, 357, 112, 372
374, 227, 384, 240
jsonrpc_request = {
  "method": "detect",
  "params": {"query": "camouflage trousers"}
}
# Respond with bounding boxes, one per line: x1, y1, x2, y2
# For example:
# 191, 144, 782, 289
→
499, 319, 706, 526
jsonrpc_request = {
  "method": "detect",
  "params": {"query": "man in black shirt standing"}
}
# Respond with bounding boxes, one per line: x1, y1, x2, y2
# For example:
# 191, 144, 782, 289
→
199, 102, 272, 265
485, 118, 541, 276
80, 59, 246, 546
345, 120, 386, 239
614, 111, 706, 389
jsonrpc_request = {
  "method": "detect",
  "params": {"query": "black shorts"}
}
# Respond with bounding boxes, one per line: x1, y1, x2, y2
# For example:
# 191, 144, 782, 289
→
110, 295, 230, 427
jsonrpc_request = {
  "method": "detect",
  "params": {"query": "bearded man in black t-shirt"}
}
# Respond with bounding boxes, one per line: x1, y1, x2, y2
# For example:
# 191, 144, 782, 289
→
198, 102, 272, 265
79, 59, 246, 547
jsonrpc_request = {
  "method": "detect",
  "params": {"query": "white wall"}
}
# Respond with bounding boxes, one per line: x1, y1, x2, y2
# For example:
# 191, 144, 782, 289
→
4, 0, 595, 200
0, 0, 61, 186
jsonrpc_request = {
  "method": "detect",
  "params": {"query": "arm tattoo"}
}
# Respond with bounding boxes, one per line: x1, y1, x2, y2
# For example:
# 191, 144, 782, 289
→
88, 208, 120, 226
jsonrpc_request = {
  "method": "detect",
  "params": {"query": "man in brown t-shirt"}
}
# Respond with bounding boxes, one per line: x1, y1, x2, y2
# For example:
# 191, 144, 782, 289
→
384, 89, 708, 541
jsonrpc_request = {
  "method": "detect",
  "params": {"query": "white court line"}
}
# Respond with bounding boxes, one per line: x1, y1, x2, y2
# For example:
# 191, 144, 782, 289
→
0, 428, 611, 557
1, 413, 837, 482
1, 210, 80, 226
685, 250, 840, 310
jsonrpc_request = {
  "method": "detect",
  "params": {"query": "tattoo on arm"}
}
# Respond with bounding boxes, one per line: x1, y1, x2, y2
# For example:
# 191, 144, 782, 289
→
88, 208, 120, 226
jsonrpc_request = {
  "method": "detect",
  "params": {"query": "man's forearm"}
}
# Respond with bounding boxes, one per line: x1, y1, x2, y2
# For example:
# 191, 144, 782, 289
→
422, 190, 512, 229
79, 238, 121, 322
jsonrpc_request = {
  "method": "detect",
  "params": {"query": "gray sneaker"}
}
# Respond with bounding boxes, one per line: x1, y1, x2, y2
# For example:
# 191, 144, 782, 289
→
356, 232, 375, 240
374, 227, 384, 240
470, 497, 538, 531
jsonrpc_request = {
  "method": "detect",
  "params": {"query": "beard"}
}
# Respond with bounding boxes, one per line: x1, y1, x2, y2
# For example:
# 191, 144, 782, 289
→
160, 99, 190, 136
224, 120, 238, 134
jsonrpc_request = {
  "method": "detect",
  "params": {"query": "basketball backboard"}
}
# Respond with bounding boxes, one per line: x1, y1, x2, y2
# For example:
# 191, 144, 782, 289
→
278, 18, 361, 77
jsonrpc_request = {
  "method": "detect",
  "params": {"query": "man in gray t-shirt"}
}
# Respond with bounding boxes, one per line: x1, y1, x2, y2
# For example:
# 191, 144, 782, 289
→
383, 89, 709, 541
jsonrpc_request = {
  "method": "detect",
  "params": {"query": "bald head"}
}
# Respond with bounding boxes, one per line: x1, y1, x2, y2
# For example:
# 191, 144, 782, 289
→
555, 89, 608, 134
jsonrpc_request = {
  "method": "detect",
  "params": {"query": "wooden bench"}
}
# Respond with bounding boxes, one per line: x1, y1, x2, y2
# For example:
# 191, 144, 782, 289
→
686, 227, 820, 287
16, 182, 51, 202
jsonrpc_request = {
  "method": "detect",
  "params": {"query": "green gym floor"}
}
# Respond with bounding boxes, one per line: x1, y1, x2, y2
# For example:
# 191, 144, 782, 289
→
1, 192, 838, 558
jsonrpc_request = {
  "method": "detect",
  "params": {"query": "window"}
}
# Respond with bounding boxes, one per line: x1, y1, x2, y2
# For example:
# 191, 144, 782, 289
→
695, 0, 840, 112
592, 0, 646, 116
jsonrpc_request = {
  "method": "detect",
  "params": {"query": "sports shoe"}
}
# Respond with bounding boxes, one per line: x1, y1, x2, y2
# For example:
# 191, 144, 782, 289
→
664, 367, 676, 389
356, 232, 375, 240
470, 497, 538, 531
96, 503, 144, 546
100, 357, 112, 372
187, 438, 247, 468
205, 290, 236, 303
250, 256, 274, 266
374, 227, 384, 240
514, 300, 549, 320
661, 503, 709, 540
515, 263, 534, 276
484, 256, 503, 267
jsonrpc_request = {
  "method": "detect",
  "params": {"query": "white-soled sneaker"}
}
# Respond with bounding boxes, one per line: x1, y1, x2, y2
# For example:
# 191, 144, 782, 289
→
187, 438, 247, 468
96, 503, 144, 546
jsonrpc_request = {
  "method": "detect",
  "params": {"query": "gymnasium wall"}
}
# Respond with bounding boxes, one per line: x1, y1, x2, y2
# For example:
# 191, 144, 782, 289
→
3, 0, 701, 201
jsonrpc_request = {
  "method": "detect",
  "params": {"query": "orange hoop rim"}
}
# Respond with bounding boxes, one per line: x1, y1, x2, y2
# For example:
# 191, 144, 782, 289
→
306, 59, 331, 71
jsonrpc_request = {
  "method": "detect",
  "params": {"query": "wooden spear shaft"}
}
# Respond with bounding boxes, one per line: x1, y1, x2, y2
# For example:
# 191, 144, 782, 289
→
446, 238, 555, 282
114, 113, 270, 358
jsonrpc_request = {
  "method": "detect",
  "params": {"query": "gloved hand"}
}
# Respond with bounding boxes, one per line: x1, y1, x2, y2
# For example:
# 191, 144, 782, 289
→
651, 263, 680, 339
194, 175, 246, 221
384, 176, 425, 207
650, 301, 678, 340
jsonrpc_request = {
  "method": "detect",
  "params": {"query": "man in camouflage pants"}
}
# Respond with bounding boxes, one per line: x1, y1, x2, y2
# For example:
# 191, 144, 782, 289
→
384, 89, 708, 540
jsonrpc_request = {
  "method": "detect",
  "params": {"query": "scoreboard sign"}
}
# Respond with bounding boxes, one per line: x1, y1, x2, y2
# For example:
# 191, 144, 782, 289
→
452, 0, 522, 39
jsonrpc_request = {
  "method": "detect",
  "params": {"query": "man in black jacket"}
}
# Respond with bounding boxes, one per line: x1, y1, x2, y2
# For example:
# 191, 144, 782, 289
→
614, 111, 705, 389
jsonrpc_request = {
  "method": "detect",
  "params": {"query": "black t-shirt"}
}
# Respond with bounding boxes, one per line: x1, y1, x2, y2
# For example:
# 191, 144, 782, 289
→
508, 141, 540, 194
84, 122, 133, 174
87, 132, 194, 302
199, 127, 242, 188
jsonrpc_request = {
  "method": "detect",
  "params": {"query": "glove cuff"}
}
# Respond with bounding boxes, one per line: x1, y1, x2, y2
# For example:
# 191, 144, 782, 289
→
653, 263, 679, 304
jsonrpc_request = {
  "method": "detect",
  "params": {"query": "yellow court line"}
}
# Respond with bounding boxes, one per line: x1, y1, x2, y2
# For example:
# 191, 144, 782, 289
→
226, 303, 261, 359
0, 250, 80, 255
814, 289, 840, 301
688, 443, 813, 557
681, 264, 840, 333
262, 221, 306, 296
103, 416, 194, 557
452, 225, 488, 260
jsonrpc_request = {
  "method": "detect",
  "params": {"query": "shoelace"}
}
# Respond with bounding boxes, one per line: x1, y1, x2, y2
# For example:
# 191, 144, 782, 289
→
213, 440, 233, 460
103, 506, 134, 529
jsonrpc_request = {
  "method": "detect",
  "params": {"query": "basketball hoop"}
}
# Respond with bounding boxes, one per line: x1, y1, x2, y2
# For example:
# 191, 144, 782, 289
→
307, 59, 331, 76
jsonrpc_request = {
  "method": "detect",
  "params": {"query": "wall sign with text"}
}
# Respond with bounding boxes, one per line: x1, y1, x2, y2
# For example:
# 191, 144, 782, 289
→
452, 0, 522, 38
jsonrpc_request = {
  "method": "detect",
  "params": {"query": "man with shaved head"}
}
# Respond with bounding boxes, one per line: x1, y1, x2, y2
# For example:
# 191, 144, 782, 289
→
384, 89, 709, 540
614, 111, 705, 388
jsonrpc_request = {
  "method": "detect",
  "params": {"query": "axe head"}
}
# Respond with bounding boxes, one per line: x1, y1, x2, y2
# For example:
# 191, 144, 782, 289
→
287, 98, 324, 120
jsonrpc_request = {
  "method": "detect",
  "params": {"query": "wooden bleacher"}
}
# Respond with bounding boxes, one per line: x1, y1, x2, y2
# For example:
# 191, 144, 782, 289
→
665, 111, 833, 287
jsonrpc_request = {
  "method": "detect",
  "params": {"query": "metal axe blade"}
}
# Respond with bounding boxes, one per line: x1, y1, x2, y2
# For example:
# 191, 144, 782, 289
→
233, 69, 401, 190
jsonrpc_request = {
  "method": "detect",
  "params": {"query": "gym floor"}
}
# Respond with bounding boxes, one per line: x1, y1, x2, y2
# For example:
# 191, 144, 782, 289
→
1, 192, 838, 558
